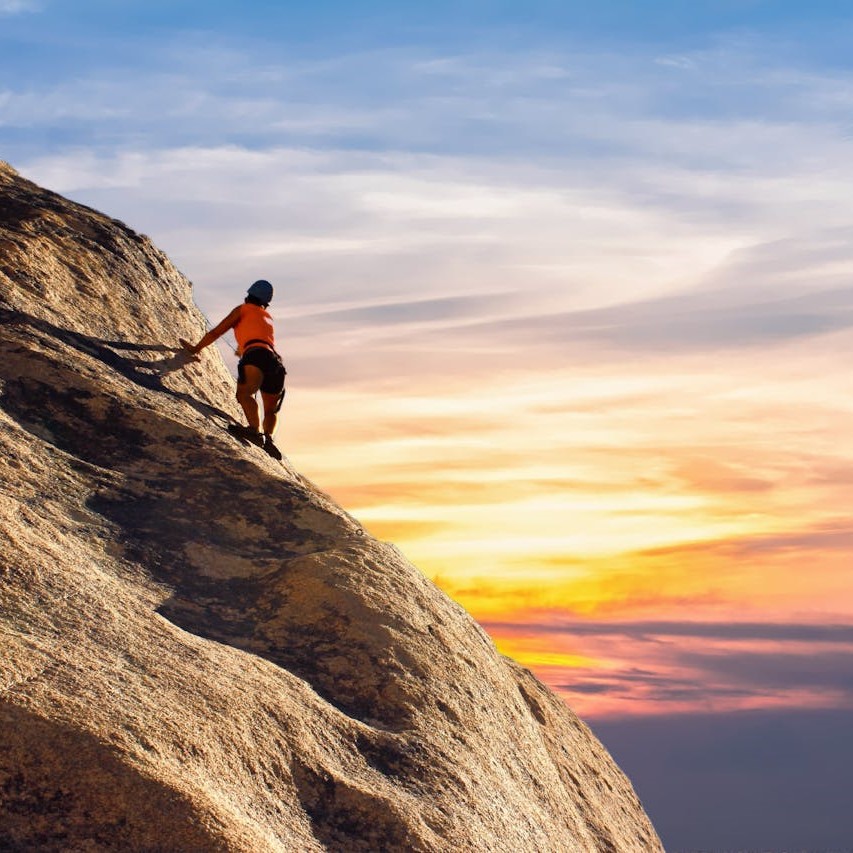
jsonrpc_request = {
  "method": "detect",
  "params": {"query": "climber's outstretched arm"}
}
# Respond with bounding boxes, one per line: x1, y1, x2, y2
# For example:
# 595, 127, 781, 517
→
182, 306, 242, 355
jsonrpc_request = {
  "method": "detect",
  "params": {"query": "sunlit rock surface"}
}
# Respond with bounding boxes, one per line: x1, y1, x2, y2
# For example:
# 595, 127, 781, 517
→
0, 160, 663, 852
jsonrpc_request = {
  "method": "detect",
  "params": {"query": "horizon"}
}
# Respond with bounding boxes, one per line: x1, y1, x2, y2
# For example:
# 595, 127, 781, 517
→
3, 1, 853, 849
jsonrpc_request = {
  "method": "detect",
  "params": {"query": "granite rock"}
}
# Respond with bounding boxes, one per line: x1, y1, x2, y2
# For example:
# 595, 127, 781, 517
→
0, 160, 663, 852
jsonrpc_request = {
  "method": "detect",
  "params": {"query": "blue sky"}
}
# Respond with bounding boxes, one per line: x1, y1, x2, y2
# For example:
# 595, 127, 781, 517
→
4, 3, 853, 851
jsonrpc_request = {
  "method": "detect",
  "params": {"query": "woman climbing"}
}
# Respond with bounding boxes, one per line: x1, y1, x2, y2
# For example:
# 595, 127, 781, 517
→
182, 279, 286, 460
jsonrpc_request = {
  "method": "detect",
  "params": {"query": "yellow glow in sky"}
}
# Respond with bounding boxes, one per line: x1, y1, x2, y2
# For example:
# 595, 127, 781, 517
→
283, 324, 853, 717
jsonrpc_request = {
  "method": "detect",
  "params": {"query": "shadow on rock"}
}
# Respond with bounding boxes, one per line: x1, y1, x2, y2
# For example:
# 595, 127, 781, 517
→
0, 307, 233, 424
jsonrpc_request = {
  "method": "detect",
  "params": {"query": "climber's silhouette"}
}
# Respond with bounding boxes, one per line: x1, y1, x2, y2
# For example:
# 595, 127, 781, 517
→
182, 280, 286, 460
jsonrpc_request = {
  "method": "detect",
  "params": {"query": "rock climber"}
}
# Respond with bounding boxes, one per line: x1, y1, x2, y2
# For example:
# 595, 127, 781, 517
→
181, 279, 286, 460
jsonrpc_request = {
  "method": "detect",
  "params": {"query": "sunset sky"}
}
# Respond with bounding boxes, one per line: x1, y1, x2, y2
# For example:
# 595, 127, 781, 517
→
4, 1, 853, 849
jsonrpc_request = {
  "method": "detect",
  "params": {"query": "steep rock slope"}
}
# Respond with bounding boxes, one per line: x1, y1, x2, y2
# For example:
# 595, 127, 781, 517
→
0, 161, 663, 853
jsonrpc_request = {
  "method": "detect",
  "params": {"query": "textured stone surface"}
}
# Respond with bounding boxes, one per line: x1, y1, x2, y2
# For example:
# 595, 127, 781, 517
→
0, 160, 663, 852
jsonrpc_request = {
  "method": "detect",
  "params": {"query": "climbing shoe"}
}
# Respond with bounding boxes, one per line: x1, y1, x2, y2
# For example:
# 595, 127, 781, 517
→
227, 423, 264, 447
263, 434, 282, 460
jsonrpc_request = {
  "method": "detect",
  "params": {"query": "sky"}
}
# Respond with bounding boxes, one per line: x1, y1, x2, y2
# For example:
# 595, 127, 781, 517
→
3, 1, 853, 849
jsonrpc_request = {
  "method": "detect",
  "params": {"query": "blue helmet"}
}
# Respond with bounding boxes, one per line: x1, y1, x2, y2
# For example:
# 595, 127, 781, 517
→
247, 279, 273, 305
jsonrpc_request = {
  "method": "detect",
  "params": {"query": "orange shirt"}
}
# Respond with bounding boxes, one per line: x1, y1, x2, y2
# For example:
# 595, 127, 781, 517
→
234, 303, 276, 354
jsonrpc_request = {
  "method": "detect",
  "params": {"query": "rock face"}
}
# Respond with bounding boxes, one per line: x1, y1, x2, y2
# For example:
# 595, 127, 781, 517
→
0, 160, 663, 852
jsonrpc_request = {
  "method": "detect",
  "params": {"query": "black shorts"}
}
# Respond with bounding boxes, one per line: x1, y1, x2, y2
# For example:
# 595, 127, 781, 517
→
238, 346, 286, 411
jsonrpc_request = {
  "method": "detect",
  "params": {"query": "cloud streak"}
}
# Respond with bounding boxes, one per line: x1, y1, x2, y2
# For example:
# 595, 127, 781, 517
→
0, 0, 38, 14
486, 613, 853, 722
483, 618, 853, 644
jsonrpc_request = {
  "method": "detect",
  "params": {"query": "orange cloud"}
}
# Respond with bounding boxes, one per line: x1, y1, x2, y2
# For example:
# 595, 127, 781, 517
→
281, 337, 853, 719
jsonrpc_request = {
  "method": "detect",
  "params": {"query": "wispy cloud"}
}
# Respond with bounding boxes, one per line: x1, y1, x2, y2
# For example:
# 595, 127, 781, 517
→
425, 281, 853, 356
484, 618, 853, 644
0, 0, 39, 14
484, 613, 853, 719
23, 146, 853, 398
